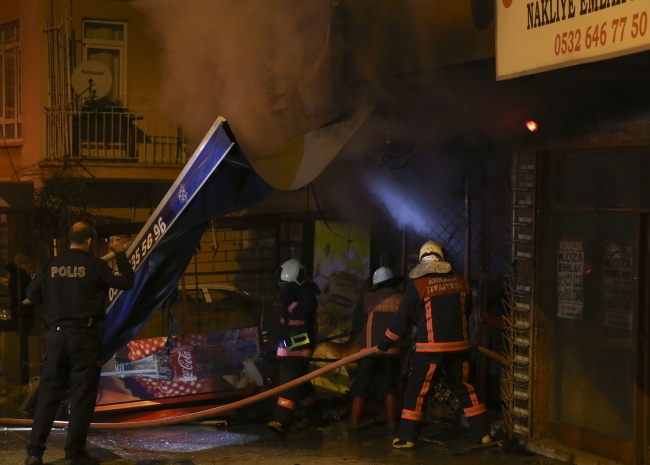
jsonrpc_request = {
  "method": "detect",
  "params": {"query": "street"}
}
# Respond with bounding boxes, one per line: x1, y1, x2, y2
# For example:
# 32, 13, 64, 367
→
0, 420, 556, 465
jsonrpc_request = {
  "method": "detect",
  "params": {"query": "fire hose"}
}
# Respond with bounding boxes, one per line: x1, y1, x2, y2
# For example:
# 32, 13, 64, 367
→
0, 347, 379, 429
0, 345, 507, 429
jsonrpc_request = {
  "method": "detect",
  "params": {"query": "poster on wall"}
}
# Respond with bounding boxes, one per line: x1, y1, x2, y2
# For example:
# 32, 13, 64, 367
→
311, 221, 370, 394
96, 328, 263, 406
557, 238, 584, 320
603, 243, 634, 330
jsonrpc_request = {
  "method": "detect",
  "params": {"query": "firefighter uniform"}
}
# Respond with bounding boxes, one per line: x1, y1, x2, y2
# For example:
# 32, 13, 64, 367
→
25, 234, 134, 464
348, 274, 402, 431
268, 260, 323, 436
378, 242, 490, 448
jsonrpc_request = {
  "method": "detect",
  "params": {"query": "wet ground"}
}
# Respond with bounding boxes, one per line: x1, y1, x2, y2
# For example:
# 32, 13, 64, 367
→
0, 379, 562, 465
0, 417, 564, 465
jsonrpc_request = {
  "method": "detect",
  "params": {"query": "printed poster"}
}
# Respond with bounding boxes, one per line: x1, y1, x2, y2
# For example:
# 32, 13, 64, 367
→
603, 243, 634, 330
557, 238, 584, 320
96, 328, 263, 406
311, 221, 370, 394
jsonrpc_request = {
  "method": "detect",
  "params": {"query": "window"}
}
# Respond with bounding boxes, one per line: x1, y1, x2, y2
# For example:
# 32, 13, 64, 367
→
82, 20, 127, 106
0, 22, 21, 144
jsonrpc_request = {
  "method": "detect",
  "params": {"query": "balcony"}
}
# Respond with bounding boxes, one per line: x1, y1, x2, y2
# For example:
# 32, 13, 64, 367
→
45, 108, 187, 165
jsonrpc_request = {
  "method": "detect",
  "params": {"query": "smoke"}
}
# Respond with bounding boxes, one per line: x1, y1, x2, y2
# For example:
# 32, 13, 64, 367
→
134, 0, 500, 156
135, 0, 336, 155
312, 66, 518, 226
135, 0, 650, 276
134, 0, 517, 261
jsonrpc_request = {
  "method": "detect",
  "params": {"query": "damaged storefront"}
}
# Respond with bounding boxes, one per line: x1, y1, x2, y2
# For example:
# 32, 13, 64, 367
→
497, 1, 650, 463
530, 150, 649, 463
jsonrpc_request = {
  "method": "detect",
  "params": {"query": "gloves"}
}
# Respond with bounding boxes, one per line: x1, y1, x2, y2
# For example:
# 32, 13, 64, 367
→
377, 339, 392, 353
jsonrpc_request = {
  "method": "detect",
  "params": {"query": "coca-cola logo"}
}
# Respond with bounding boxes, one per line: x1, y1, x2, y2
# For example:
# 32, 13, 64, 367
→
176, 350, 194, 381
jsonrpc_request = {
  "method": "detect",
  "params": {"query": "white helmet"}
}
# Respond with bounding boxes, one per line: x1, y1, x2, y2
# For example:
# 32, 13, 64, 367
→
276, 259, 306, 285
372, 267, 395, 287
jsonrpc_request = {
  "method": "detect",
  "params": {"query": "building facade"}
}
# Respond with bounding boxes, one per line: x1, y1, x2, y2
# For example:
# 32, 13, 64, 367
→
0, 0, 188, 270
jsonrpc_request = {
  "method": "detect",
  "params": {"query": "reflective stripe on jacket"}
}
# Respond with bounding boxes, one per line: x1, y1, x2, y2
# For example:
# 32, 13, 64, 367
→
359, 288, 403, 354
276, 281, 320, 358
381, 271, 471, 353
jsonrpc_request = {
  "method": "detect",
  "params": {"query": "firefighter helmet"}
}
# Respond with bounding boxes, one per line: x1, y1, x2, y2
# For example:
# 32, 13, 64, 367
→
276, 259, 307, 285
419, 241, 444, 263
372, 266, 395, 287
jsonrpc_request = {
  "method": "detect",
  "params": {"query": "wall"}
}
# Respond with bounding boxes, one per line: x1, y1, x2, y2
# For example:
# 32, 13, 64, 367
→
70, 0, 164, 110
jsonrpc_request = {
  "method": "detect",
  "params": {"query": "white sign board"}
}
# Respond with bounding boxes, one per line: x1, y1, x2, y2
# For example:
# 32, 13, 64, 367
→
603, 243, 634, 330
497, 0, 650, 80
557, 238, 584, 320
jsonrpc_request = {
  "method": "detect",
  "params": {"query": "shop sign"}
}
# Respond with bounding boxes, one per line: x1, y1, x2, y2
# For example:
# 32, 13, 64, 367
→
557, 238, 584, 319
497, 0, 650, 80
603, 243, 634, 329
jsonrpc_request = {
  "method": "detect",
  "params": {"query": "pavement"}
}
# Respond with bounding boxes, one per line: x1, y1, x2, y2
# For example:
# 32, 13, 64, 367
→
0, 378, 563, 465
0, 416, 563, 465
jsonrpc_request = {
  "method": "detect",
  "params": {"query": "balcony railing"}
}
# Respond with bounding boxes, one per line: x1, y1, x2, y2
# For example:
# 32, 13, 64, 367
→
45, 108, 187, 164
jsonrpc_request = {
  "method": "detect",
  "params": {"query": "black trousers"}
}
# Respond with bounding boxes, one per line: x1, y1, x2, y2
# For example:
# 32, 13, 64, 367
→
272, 356, 320, 429
350, 355, 400, 399
397, 350, 490, 442
27, 325, 103, 459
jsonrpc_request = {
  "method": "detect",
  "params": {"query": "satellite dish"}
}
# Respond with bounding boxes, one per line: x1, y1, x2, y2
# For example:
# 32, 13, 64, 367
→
71, 60, 113, 100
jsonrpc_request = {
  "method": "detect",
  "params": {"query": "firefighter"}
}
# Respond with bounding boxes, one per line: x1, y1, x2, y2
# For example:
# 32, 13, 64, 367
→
377, 241, 491, 449
348, 266, 403, 433
23, 222, 135, 465
267, 258, 324, 436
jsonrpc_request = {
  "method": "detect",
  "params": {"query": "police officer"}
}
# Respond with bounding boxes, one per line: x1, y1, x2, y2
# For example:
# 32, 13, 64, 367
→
348, 266, 403, 433
377, 241, 491, 449
267, 258, 324, 436
24, 221, 134, 465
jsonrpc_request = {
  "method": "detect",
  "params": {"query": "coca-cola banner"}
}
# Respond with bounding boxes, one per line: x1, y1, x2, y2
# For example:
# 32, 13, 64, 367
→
97, 328, 264, 405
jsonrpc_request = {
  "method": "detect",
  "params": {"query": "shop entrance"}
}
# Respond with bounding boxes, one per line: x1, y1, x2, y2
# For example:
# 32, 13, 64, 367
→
536, 149, 650, 464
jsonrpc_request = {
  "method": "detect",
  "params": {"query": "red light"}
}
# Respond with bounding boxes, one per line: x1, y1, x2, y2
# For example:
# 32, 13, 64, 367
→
526, 121, 538, 132
585, 268, 592, 274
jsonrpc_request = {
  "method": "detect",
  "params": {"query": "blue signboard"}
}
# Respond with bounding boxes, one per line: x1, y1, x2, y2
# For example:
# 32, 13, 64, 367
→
101, 118, 272, 362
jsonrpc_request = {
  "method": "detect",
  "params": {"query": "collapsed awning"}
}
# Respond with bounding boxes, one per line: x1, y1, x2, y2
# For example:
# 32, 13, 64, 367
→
249, 107, 373, 190
102, 118, 271, 361
102, 110, 371, 361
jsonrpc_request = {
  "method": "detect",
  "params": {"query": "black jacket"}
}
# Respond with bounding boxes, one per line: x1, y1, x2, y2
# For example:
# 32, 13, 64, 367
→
27, 248, 135, 327
381, 271, 472, 353
276, 281, 320, 355
352, 287, 403, 354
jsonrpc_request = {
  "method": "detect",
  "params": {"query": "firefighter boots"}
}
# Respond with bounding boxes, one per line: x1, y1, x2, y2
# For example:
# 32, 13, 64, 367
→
267, 421, 288, 437
392, 438, 415, 449
348, 397, 365, 433
385, 394, 399, 431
